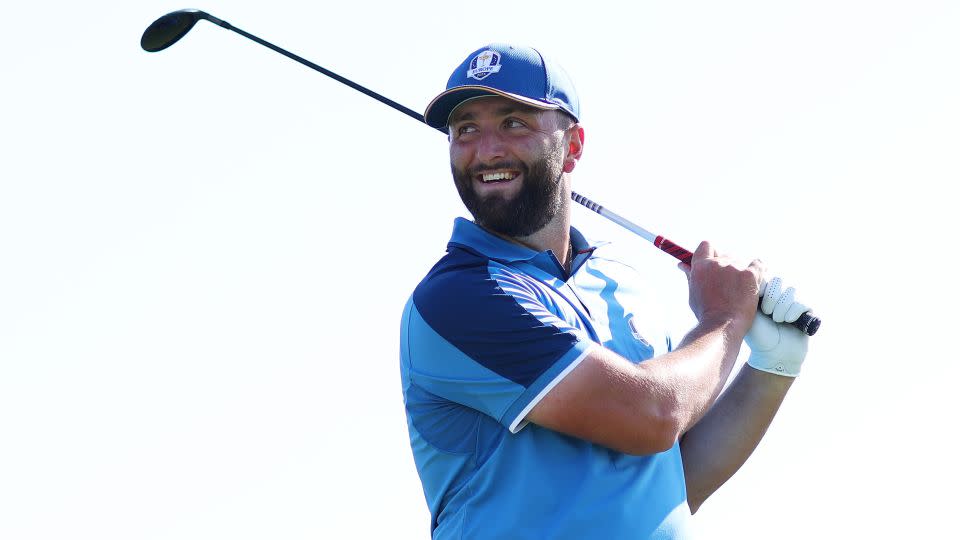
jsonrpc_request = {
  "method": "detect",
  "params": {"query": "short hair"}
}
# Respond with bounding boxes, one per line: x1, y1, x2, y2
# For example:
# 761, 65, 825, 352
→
553, 110, 577, 129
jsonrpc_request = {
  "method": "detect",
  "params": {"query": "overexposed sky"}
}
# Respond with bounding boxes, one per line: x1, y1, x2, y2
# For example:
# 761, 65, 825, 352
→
2, 1, 958, 538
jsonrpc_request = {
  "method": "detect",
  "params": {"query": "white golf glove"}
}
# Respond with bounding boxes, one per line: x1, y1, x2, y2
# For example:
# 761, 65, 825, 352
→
745, 277, 810, 377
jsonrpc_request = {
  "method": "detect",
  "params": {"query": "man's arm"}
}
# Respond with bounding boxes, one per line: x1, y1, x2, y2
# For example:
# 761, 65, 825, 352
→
527, 241, 761, 454
527, 319, 747, 454
680, 285, 811, 512
679, 366, 793, 513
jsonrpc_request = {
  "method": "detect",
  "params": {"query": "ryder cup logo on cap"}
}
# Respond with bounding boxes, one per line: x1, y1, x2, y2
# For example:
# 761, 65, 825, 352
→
467, 50, 502, 80
423, 43, 581, 130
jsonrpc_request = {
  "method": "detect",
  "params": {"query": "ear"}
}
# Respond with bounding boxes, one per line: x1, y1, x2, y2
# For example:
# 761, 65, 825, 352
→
562, 125, 585, 173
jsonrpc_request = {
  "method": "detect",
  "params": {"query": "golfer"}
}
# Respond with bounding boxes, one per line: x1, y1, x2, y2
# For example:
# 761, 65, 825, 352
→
399, 44, 810, 539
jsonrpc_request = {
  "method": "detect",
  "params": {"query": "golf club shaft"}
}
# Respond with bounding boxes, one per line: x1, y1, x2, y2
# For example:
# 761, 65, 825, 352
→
142, 9, 820, 337
570, 193, 693, 264
568, 193, 820, 336
204, 16, 426, 126
199, 13, 692, 267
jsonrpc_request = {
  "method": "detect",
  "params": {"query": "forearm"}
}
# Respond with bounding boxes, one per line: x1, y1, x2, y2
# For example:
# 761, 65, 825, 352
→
679, 365, 794, 513
638, 320, 747, 438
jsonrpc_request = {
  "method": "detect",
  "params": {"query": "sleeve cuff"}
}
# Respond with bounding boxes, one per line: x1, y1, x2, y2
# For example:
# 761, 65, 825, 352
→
504, 341, 595, 434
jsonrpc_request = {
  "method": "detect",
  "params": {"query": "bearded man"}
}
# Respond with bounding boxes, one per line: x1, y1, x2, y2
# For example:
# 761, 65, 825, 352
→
399, 44, 810, 540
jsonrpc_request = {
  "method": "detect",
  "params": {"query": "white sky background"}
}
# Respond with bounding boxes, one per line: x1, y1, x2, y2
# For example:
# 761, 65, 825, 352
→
1, 1, 958, 538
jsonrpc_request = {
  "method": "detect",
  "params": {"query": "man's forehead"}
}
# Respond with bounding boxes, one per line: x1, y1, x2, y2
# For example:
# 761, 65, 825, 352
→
448, 96, 546, 123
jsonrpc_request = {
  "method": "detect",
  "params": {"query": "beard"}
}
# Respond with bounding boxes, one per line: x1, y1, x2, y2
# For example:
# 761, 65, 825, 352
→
452, 151, 565, 238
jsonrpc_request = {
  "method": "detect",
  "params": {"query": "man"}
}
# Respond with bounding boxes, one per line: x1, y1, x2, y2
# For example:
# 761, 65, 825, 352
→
400, 44, 810, 539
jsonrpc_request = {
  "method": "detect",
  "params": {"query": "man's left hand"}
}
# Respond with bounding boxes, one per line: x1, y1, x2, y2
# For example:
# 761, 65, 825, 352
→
745, 277, 810, 377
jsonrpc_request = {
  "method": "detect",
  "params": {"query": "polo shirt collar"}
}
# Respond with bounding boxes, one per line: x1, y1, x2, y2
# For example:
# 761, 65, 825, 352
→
447, 217, 606, 278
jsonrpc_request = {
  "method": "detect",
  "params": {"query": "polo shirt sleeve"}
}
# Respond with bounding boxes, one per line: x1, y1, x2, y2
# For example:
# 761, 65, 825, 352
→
403, 261, 594, 433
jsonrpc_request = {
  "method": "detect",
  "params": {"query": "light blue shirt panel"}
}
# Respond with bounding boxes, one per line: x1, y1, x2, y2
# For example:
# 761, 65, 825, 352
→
432, 433, 692, 540
573, 255, 673, 362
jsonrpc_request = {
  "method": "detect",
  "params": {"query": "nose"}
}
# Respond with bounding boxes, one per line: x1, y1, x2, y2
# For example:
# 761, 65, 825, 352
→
476, 129, 507, 164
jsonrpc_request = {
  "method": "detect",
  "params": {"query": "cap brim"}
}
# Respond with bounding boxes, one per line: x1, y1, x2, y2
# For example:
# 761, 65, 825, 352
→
423, 85, 560, 129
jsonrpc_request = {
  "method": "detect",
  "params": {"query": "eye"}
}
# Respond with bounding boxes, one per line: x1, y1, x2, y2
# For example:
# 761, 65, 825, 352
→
456, 124, 478, 137
504, 118, 526, 129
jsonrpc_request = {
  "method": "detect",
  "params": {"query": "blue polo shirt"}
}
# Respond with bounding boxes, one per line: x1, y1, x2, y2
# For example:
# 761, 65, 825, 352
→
400, 218, 693, 539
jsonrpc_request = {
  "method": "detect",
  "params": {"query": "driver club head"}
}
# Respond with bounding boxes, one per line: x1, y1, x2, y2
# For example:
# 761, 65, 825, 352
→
141, 9, 207, 52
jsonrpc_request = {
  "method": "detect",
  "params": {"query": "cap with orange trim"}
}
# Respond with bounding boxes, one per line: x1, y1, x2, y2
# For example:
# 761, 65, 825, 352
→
423, 44, 580, 130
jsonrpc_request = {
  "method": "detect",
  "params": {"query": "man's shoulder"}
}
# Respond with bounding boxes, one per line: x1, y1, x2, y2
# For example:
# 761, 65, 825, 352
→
422, 244, 488, 277
409, 247, 546, 332
414, 246, 530, 299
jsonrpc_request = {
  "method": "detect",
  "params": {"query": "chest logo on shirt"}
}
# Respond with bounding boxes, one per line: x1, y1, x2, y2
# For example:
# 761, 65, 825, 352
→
626, 315, 652, 348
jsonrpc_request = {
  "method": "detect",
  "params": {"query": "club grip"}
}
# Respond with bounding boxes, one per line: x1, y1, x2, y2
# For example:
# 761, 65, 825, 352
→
654, 235, 693, 265
791, 311, 821, 336
656, 235, 820, 336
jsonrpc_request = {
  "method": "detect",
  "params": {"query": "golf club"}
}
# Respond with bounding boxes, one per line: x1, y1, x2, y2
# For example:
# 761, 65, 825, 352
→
140, 8, 821, 337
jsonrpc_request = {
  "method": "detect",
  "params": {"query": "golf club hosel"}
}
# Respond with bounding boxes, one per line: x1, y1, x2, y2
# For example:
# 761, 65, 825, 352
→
200, 12, 229, 28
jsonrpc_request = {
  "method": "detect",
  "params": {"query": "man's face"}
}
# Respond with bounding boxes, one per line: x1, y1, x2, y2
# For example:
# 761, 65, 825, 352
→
448, 96, 571, 237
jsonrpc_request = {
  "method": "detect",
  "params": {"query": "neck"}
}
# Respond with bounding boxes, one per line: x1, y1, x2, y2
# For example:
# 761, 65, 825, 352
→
486, 187, 573, 271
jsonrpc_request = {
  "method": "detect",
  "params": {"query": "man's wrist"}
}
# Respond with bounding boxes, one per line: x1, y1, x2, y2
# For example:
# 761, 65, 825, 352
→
694, 314, 752, 344
747, 352, 801, 377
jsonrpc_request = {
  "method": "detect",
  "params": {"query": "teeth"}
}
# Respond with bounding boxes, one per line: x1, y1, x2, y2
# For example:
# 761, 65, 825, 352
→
481, 172, 516, 182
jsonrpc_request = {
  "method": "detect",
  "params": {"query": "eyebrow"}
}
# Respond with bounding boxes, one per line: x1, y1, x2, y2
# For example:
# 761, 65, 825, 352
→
449, 103, 542, 124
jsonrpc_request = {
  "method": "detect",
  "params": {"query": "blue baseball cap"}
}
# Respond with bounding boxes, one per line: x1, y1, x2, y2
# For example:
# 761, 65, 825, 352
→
424, 44, 580, 130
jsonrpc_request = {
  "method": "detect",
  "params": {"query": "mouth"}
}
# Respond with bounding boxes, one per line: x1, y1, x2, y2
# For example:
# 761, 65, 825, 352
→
475, 170, 520, 184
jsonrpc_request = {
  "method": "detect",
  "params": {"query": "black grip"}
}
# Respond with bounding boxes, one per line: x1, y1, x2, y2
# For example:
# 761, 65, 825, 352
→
792, 311, 821, 336
760, 297, 820, 336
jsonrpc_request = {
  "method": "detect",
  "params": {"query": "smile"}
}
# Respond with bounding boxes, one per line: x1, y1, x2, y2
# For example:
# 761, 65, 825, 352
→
478, 171, 518, 183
